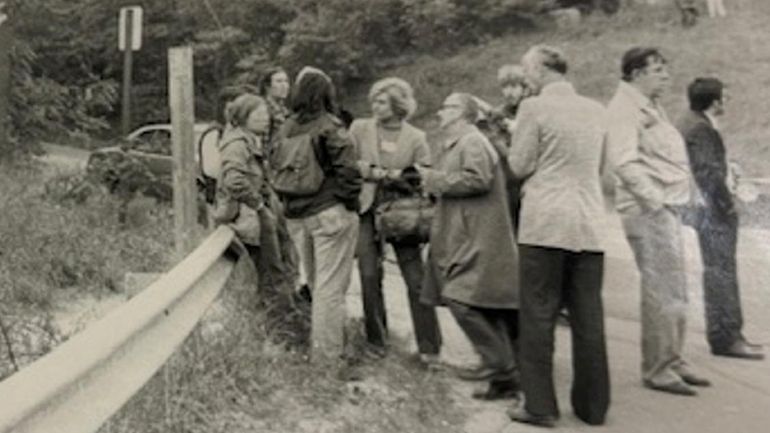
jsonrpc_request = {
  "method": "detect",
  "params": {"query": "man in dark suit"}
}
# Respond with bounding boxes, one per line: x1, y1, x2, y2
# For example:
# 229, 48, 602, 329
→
677, 77, 764, 360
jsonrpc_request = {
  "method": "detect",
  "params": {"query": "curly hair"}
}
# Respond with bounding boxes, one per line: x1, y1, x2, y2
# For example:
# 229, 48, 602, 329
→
368, 77, 418, 120
497, 64, 529, 87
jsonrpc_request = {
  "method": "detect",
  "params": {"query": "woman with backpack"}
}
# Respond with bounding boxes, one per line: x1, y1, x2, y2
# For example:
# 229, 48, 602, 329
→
348, 77, 442, 366
273, 66, 362, 368
213, 93, 296, 298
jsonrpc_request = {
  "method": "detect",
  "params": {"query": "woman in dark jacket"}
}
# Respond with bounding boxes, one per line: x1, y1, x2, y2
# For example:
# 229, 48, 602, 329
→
277, 67, 362, 364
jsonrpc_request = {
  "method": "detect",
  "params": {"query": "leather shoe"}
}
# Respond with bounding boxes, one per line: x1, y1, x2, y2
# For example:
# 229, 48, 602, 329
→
472, 379, 519, 401
679, 373, 711, 387
712, 340, 765, 361
644, 380, 697, 396
456, 365, 498, 381
507, 404, 557, 428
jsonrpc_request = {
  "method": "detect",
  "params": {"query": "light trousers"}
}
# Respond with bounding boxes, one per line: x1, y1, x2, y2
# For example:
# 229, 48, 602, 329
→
622, 207, 697, 387
286, 204, 359, 361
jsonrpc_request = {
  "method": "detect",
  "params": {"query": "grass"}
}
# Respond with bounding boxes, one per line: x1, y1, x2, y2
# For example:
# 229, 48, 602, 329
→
0, 160, 174, 378
4, 1, 770, 430
0, 162, 173, 309
346, 0, 770, 177
99, 265, 463, 433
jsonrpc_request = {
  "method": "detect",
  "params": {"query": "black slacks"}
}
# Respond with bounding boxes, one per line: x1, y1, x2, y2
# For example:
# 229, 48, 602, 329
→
357, 210, 442, 355
696, 213, 744, 351
446, 299, 519, 375
518, 245, 609, 425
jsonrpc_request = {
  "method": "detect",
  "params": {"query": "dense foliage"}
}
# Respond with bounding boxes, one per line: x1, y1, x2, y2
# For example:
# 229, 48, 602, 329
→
5, 0, 588, 150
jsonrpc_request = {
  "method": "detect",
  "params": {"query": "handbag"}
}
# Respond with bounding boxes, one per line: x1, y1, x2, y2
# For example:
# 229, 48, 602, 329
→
374, 195, 434, 243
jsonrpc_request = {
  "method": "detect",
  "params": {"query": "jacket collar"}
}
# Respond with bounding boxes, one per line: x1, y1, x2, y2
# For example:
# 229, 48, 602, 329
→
617, 81, 653, 110
219, 127, 263, 157
704, 111, 720, 130
540, 80, 575, 97
442, 122, 478, 150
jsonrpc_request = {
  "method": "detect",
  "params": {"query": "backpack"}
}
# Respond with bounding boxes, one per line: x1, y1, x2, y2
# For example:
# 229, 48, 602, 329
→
270, 119, 325, 197
197, 123, 224, 204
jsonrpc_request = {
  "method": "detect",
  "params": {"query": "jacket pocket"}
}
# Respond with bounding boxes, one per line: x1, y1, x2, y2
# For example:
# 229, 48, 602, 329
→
316, 204, 351, 237
230, 204, 261, 245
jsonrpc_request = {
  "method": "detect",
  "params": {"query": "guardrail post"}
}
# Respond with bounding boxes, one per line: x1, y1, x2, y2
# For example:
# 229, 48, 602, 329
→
168, 46, 198, 257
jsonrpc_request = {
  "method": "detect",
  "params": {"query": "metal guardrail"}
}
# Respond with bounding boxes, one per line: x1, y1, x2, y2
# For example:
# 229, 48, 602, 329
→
0, 226, 243, 433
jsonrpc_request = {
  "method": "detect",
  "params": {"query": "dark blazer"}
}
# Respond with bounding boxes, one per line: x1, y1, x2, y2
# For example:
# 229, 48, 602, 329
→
676, 110, 735, 219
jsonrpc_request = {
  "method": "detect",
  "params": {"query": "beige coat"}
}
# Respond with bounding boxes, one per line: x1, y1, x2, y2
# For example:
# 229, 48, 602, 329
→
420, 124, 519, 309
508, 81, 608, 252
349, 118, 431, 213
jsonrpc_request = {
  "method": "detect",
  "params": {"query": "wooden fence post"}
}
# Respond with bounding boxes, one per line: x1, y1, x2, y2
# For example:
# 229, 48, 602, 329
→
168, 46, 198, 257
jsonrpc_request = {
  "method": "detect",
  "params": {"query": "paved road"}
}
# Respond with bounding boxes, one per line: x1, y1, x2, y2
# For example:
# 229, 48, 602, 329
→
345, 213, 770, 432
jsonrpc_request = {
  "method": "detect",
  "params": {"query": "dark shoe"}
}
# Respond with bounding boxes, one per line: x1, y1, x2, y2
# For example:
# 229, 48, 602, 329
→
644, 380, 697, 396
507, 404, 557, 428
456, 365, 498, 381
743, 340, 763, 350
291, 284, 312, 306
712, 340, 765, 361
679, 372, 711, 387
472, 379, 520, 401
336, 365, 363, 382
362, 344, 387, 361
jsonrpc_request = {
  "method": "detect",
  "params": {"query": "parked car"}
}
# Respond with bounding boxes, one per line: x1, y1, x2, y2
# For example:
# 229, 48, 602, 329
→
85, 123, 221, 202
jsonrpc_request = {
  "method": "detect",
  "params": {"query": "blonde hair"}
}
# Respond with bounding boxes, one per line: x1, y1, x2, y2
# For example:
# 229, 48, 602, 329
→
368, 77, 418, 120
497, 64, 529, 87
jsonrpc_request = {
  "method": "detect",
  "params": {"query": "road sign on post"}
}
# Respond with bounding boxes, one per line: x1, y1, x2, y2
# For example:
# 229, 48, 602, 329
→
168, 46, 198, 257
118, 6, 142, 136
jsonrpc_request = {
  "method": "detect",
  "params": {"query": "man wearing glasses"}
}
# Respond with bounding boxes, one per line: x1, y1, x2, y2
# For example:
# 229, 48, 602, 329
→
408, 92, 521, 402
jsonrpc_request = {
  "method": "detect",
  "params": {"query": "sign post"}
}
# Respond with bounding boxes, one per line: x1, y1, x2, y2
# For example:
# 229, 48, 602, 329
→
118, 6, 142, 136
168, 46, 198, 257
0, 1, 11, 152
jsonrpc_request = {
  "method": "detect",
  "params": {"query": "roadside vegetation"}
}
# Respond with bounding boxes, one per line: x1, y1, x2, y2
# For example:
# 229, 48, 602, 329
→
99, 271, 462, 433
0, 162, 173, 378
2, 0, 770, 431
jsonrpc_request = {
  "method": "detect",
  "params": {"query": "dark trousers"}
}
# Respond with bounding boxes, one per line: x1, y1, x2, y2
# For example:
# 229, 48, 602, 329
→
518, 245, 609, 425
696, 213, 744, 351
357, 211, 442, 355
446, 300, 518, 374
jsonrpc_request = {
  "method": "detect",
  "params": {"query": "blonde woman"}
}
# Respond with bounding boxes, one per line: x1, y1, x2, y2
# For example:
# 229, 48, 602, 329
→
349, 77, 442, 365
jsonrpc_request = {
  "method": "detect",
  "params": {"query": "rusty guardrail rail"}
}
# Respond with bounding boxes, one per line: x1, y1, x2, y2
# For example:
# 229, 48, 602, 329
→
0, 226, 243, 433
